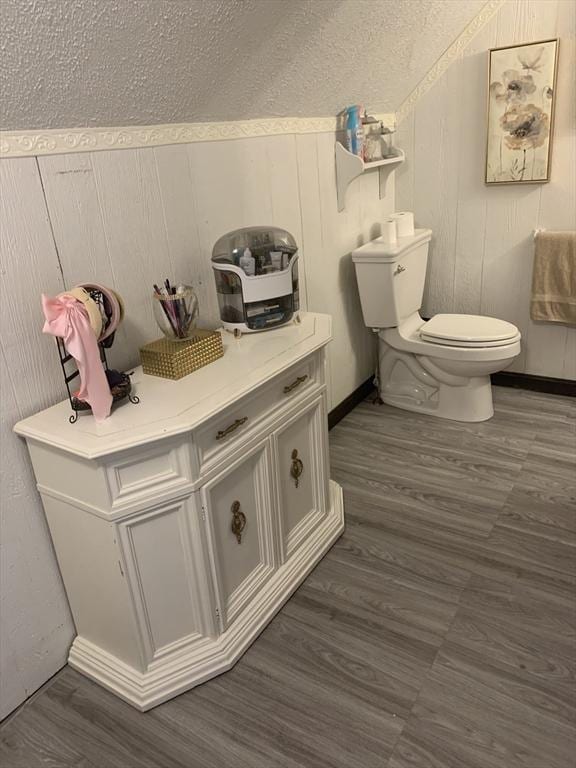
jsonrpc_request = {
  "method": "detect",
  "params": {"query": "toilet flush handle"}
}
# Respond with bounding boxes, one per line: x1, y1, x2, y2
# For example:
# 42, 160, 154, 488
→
394, 264, 406, 276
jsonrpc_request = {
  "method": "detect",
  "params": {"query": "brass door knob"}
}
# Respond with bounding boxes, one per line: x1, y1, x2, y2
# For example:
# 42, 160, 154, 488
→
231, 500, 247, 544
290, 449, 304, 488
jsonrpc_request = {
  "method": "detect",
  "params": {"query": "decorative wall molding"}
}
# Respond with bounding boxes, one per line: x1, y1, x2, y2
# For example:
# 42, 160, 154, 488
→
0, 113, 395, 159
0, 0, 505, 159
396, 0, 505, 124
0, 2, 502, 156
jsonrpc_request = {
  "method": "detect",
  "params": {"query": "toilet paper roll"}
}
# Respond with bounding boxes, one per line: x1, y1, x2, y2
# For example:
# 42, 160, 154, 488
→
381, 217, 398, 245
390, 211, 415, 238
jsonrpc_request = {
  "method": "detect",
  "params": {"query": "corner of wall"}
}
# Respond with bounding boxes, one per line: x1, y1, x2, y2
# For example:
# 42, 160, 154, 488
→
396, 0, 505, 126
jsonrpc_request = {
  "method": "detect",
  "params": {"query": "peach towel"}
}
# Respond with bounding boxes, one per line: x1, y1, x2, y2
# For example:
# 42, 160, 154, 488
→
531, 231, 576, 325
42, 293, 113, 421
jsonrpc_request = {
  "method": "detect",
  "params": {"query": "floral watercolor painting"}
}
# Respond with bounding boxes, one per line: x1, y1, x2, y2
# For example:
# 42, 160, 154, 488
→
486, 39, 559, 184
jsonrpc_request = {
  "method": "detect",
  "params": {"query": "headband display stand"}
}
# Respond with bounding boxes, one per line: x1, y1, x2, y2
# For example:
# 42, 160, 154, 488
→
55, 288, 140, 424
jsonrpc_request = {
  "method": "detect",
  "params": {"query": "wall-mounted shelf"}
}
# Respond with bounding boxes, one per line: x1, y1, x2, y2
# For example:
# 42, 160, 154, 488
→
335, 142, 405, 211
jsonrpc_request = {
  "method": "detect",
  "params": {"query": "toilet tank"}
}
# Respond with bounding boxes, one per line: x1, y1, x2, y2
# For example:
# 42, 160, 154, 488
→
352, 229, 432, 328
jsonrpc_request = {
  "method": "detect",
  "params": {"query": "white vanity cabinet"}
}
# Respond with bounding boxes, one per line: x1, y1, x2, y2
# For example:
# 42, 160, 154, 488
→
14, 313, 344, 711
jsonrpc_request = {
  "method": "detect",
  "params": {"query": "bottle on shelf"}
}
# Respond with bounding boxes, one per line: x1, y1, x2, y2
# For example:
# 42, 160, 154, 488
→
239, 247, 256, 276
345, 105, 364, 159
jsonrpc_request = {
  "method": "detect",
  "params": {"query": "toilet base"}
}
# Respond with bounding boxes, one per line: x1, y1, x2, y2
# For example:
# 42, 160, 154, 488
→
377, 344, 496, 422
380, 375, 494, 422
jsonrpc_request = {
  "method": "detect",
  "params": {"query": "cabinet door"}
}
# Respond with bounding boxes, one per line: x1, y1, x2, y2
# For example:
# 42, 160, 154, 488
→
274, 396, 329, 560
202, 440, 276, 630
118, 496, 214, 664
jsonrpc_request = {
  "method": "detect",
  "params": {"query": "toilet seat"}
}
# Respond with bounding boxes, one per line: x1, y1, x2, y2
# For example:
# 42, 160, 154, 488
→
421, 314, 520, 348
381, 320, 521, 363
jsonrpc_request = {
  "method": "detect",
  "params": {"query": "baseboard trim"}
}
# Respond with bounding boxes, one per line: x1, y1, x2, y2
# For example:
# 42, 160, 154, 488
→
326, 371, 574, 429
491, 371, 576, 397
328, 377, 375, 430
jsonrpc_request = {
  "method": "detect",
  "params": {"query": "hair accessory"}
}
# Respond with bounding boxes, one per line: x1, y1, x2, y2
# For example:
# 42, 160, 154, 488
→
111, 289, 125, 324
76, 283, 123, 343
63, 287, 103, 338
42, 293, 113, 421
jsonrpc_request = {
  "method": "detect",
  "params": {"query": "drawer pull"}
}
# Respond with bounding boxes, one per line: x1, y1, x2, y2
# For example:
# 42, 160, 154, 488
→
283, 375, 308, 394
216, 417, 248, 441
290, 449, 304, 488
231, 500, 247, 544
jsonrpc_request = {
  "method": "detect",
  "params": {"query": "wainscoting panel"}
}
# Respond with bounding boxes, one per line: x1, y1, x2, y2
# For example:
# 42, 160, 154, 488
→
0, 158, 74, 719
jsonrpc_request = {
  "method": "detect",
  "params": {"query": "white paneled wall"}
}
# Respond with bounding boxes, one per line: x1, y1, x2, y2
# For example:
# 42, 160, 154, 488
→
35, 133, 391, 395
397, 0, 576, 380
0, 159, 72, 720
0, 130, 392, 716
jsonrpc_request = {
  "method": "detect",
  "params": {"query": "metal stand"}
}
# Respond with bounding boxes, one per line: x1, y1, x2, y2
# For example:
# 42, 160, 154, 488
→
55, 289, 139, 423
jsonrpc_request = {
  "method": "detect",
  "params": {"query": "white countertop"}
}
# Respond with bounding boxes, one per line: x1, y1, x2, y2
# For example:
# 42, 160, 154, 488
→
14, 312, 332, 459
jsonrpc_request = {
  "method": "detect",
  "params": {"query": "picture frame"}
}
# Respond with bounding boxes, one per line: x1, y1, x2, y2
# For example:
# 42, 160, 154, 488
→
485, 38, 559, 185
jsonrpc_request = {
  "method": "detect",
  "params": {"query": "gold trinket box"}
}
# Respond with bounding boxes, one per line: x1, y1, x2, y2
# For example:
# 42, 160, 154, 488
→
140, 330, 223, 380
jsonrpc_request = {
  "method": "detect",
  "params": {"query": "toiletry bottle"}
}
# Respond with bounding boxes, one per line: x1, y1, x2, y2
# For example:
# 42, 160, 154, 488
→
270, 251, 282, 271
346, 105, 364, 158
240, 247, 256, 276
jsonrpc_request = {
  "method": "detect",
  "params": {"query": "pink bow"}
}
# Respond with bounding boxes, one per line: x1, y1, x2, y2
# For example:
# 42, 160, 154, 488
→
42, 293, 112, 422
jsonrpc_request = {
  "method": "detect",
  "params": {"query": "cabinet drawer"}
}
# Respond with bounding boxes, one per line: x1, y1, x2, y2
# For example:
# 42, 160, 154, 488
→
194, 354, 320, 473
29, 437, 194, 517
106, 438, 194, 511
201, 441, 276, 630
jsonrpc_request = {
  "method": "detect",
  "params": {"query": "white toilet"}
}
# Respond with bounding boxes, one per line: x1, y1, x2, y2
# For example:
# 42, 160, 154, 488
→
352, 228, 521, 422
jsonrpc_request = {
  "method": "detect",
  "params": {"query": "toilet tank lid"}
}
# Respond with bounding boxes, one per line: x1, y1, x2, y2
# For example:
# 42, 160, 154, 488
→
352, 229, 432, 263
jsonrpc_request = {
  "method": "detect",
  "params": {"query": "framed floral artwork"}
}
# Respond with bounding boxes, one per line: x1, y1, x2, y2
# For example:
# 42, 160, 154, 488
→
485, 38, 559, 184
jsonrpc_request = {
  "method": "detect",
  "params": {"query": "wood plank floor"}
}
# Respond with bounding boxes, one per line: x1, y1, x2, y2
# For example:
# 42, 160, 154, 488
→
2, 387, 575, 768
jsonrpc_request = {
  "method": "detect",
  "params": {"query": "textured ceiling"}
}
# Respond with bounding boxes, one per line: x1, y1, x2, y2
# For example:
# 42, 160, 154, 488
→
0, 0, 486, 131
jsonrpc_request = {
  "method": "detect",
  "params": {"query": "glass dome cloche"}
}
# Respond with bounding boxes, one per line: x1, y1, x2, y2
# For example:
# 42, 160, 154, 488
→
211, 226, 300, 334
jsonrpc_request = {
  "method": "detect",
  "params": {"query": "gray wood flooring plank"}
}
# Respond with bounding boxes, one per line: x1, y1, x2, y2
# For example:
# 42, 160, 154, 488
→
331, 508, 472, 596
388, 572, 576, 768
20, 669, 210, 768
0, 685, 99, 768
330, 420, 528, 490
388, 665, 576, 768
500, 436, 576, 537
1, 387, 574, 768
349, 390, 544, 449
153, 604, 405, 768
332, 459, 505, 537
337, 483, 574, 596
233, 619, 405, 766
492, 387, 576, 436
301, 554, 465, 645
439, 575, 576, 724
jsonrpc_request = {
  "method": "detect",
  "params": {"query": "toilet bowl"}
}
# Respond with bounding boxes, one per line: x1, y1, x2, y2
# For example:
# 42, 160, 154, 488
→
378, 312, 521, 421
352, 228, 521, 422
